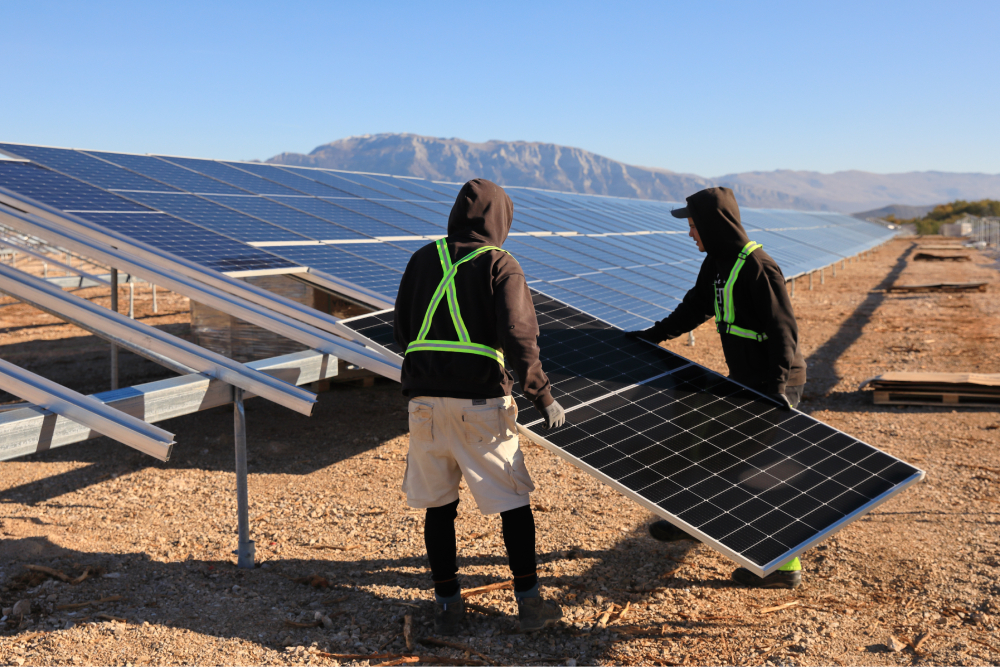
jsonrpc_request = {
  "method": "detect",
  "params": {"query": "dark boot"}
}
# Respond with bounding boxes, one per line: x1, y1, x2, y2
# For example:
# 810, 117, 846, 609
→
517, 596, 562, 632
731, 567, 802, 589
434, 598, 465, 635
649, 520, 701, 543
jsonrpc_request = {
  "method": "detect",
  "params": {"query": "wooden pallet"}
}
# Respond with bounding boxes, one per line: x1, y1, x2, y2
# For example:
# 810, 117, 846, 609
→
888, 281, 988, 293
874, 390, 1000, 408
913, 252, 971, 262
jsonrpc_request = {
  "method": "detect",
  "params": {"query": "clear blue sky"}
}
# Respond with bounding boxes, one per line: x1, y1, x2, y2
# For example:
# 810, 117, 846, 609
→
3, 1, 997, 176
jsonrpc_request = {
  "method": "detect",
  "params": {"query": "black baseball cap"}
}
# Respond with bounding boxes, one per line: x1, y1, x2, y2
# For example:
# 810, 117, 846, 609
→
670, 206, 690, 218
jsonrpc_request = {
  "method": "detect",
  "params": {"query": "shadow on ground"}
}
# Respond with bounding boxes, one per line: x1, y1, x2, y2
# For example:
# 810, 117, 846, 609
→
0, 379, 409, 505
0, 532, 714, 663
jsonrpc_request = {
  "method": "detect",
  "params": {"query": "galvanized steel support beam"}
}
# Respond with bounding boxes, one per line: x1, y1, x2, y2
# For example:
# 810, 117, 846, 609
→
0, 358, 174, 461
0, 204, 400, 379
0, 350, 336, 462
0, 263, 316, 415
0, 188, 387, 339
110, 268, 119, 391
233, 387, 254, 569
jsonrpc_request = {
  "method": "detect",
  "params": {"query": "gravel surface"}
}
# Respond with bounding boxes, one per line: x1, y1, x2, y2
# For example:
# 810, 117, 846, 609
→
1, 237, 998, 666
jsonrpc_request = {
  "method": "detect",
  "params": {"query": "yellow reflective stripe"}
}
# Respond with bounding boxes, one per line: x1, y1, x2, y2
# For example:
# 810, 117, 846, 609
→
715, 241, 766, 342
406, 341, 505, 364
725, 324, 768, 341
407, 241, 510, 367
436, 240, 469, 343
416, 243, 498, 341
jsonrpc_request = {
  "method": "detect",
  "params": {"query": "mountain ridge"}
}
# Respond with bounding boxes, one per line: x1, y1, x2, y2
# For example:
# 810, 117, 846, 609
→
267, 133, 1000, 213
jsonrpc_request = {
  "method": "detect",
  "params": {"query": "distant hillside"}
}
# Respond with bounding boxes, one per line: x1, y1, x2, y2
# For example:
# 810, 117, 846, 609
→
267, 134, 827, 211
268, 133, 1000, 213
852, 203, 937, 220
718, 170, 1000, 213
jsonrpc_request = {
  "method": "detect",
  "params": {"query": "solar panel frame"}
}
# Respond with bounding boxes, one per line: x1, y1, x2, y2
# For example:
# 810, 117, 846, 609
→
338, 297, 923, 576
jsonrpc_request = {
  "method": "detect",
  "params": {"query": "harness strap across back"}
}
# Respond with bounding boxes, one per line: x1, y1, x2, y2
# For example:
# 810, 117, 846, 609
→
714, 241, 769, 342
406, 239, 509, 365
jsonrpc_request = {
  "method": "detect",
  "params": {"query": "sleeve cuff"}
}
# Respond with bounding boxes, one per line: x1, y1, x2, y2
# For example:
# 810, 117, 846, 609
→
533, 392, 554, 410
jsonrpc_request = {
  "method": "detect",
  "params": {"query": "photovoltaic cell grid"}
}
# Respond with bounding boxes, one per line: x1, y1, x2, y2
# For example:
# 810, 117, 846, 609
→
0, 161, 295, 273
0, 143, 896, 331
341, 293, 923, 574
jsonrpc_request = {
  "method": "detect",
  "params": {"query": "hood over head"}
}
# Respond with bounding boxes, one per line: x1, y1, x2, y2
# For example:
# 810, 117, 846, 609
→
447, 179, 513, 247
685, 187, 751, 260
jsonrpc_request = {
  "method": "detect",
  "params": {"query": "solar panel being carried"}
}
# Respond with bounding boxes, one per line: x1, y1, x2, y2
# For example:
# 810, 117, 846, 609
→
339, 295, 921, 575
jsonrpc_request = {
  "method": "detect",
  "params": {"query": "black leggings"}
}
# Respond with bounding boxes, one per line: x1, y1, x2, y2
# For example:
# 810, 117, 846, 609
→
424, 500, 537, 598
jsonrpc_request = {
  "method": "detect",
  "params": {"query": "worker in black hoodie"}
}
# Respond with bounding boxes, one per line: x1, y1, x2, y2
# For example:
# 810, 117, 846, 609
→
395, 179, 565, 633
625, 187, 808, 589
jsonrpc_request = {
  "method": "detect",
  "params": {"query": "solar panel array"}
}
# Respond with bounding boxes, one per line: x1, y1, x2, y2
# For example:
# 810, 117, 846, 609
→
341, 295, 921, 573
0, 143, 895, 330
0, 142, 917, 574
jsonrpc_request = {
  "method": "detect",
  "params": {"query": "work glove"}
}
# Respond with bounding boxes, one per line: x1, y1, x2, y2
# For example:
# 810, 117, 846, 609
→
769, 393, 793, 410
624, 328, 661, 344
541, 400, 566, 430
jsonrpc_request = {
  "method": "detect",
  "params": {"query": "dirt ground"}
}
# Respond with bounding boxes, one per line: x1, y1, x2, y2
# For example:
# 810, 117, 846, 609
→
1, 237, 998, 666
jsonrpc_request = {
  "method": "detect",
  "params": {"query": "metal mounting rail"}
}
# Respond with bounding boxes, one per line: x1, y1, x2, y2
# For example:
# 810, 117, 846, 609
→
0, 205, 401, 379
0, 234, 111, 286
0, 358, 174, 461
0, 350, 336, 462
0, 186, 389, 344
0, 263, 316, 415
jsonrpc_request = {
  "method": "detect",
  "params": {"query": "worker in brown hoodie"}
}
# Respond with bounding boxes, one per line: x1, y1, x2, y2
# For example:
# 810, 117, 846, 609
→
394, 179, 565, 634
626, 187, 808, 589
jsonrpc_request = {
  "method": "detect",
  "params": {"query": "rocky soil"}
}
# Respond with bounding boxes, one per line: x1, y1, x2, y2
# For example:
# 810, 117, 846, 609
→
1, 237, 998, 666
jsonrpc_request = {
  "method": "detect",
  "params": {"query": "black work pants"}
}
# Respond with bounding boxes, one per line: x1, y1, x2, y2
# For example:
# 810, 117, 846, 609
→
424, 499, 537, 598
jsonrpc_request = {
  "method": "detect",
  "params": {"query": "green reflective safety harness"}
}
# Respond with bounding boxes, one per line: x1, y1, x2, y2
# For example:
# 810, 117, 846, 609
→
405, 238, 508, 365
715, 240, 769, 342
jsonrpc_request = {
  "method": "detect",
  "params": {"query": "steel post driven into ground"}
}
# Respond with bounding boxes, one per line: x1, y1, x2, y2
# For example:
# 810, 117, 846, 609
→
128, 281, 134, 319
790, 278, 795, 297
233, 387, 255, 569
110, 268, 119, 390
152, 284, 157, 313
687, 330, 695, 346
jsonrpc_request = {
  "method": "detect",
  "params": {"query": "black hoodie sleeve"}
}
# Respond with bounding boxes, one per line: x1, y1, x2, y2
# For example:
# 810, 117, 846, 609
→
749, 261, 800, 395
648, 257, 715, 340
494, 270, 553, 409
393, 255, 418, 354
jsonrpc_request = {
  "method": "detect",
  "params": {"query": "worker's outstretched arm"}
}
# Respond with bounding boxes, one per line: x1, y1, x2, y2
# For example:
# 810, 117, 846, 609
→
625, 257, 715, 343
494, 270, 553, 412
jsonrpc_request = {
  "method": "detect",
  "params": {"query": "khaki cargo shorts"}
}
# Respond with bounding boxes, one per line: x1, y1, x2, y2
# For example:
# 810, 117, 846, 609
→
404, 395, 535, 515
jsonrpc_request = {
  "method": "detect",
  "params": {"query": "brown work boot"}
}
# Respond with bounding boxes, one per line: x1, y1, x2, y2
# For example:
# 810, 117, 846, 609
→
433, 599, 465, 635
517, 596, 562, 632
